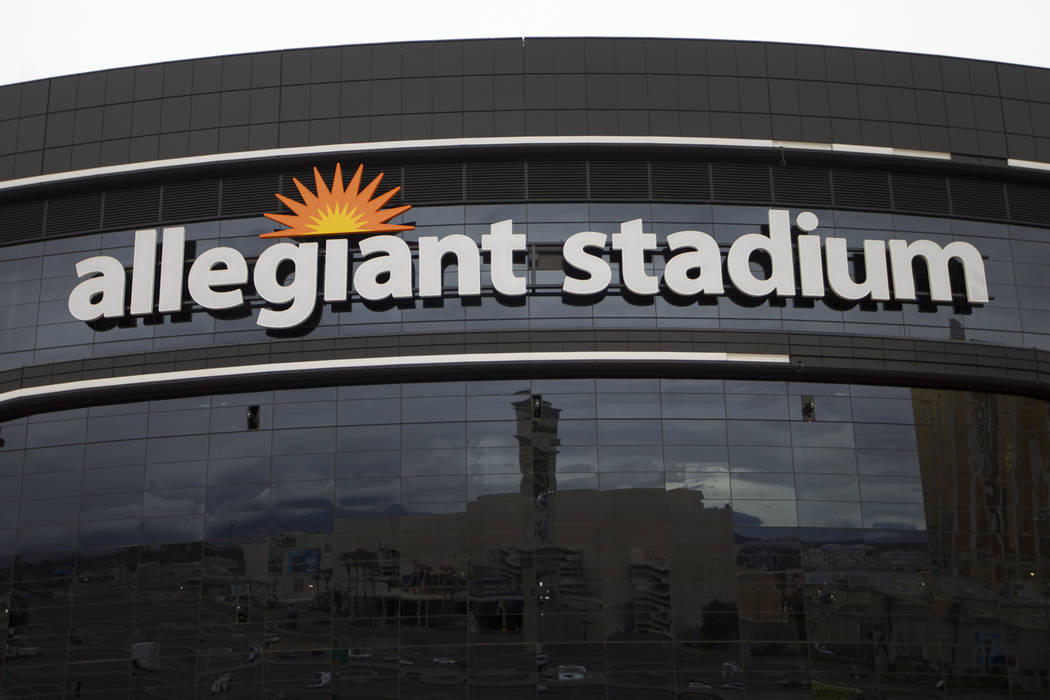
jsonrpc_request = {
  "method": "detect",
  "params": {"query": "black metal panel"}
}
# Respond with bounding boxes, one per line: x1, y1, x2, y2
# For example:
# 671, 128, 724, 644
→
403, 162, 462, 203
220, 174, 280, 218
102, 186, 161, 230
527, 160, 587, 200
772, 166, 832, 207
44, 192, 102, 236
891, 173, 950, 215
161, 179, 221, 222
711, 162, 771, 203
831, 169, 891, 210
588, 160, 649, 199
650, 162, 710, 201
1006, 182, 1050, 226
0, 200, 44, 243
465, 162, 526, 201
948, 178, 1007, 220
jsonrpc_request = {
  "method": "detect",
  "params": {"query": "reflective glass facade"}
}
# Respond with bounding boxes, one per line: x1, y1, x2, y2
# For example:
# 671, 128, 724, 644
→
0, 381, 1047, 697
1, 36, 1049, 700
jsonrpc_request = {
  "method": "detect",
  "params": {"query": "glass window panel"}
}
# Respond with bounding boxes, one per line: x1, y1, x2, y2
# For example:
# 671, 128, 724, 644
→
467, 474, 521, 500
271, 480, 333, 509
598, 445, 663, 472
859, 476, 924, 504
596, 419, 662, 445
467, 446, 522, 474
466, 421, 518, 448
20, 496, 80, 526
856, 449, 920, 476
401, 422, 465, 449
79, 491, 142, 521
732, 500, 797, 527
861, 503, 927, 530
80, 465, 144, 495
852, 423, 918, 450
726, 420, 790, 446
661, 419, 726, 445
596, 393, 660, 418
665, 471, 732, 500
206, 483, 269, 512
729, 446, 793, 473
336, 450, 400, 479
402, 396, 466, 422
145, 460, 206, 490
338, 425, 400, 452
24, 445, 84, 473
851, 397, 916, 424
731, 473, 796, 500
142, 488, 205, 517
796, 500, 862, 528
663, 445, 728, 471
26, 419, 87, 448
793, 448, 857, 474
790, 421, 854, 448
271, 452, 334, 481
208, 432, 272, 459
558, 420, 597, 445
22, 470, 83, 499
660, 393, 725, 419
336, 478, 400, 507
402, 448, 466, 476
146, 435, 209, 463
725, 394, 789, 419
402, 476, 465, 503
206, 456, 270, 486
554, 446, 598, 473
600, 471, 664, 490
338, 397, 401, 424
272, 401, 338, 429
272, 426, 336, 455
141, 514, 204, 544
84, 439, 146, 468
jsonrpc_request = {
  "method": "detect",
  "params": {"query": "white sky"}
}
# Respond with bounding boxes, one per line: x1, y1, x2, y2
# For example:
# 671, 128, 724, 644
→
3, 0, 1050, 87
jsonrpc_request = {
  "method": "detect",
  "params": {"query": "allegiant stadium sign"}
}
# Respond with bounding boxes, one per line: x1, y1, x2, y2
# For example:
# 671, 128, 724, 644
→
68, 163, 990, 330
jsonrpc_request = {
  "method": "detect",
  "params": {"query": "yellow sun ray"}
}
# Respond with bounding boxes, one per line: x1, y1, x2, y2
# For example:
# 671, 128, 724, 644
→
261, 164, 413, 238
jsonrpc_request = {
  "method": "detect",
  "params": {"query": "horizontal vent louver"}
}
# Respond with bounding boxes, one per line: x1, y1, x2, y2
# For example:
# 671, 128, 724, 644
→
161, 180, 220, 222
832, 169, 891, 210
948, 178, 1007, 220
221, 175, 280, 218
0, 201, 44, 243
465, 162, 525, 201
1006, 183, 1050, 226
45, 193, 102, 236
650, 162, 710, 201
527, 161, 587, 200
588, 161, 649, 199
363, 166, 402, 205
891, 173, 949, 215
773, 166, 832, 207
404, 163, 462, 203
711, 163, 771, 203
102, 187, 161, 230
281, 165, 341, 208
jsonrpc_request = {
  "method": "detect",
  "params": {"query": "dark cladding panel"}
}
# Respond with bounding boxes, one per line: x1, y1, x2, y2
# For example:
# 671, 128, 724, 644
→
772, 166, 832, 207
831, 169, 891, 210
588, 160, 649, 199
948, 178, 1007, 221
711, 162, 771, 203
220, 174, 281, 218
1006, 182, 1050, 226
0, 200, 44, 243
44, 192, 103, 236
403, 162, 463, 203
465, 162, 526, 201
102, 186, 161, 230
161, 179, 221, 222
891, 173, 950, 215
527, 160, 587, 200
650, 161, 710, 201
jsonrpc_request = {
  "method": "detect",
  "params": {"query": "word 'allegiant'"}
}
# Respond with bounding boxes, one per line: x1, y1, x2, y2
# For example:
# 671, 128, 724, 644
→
68, 210, 989, 330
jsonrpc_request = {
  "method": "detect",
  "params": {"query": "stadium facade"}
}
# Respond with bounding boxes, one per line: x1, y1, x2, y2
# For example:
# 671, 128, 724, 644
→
0, 37, 1048, 698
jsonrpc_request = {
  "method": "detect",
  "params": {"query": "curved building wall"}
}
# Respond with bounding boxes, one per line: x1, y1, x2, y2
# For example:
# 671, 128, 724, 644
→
0, 38, 1047, 699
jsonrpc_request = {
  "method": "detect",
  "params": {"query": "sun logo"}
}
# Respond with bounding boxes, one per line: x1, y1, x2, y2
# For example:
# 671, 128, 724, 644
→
261, 163, 413, 238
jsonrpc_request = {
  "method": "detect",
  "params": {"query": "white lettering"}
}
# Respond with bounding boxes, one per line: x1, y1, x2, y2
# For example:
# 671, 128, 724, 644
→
562, 231, 611, 295
481, 219, 527, 296
254, 242, 319, 329
187, 247, 247, 310
353, 235, 413, 301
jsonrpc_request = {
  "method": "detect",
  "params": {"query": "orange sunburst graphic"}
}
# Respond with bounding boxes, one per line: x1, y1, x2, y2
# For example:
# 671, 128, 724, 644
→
261, 163, 413, 238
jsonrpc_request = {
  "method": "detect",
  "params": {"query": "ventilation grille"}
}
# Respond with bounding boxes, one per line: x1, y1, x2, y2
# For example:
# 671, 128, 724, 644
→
45, 193, 102, 236
588, 161, 649, 199
103, 186, 161, 230
528, 161, 587, 200
711, 163, 771, 202
832, 169, 891, 209
651, 162, 710, 201
466, 162, 525, 201
773, 166, 832, 207
162, 180, 220, 222
404, 163, 462, 203
221, 175, 279, 218
1007, 183, 1050, 226
949, 178, 1007, 220
0, 201, 44, 243
892, 173, 949, 215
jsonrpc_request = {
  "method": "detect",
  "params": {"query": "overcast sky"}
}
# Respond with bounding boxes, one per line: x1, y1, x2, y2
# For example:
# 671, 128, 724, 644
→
4, 0, 1049, 86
